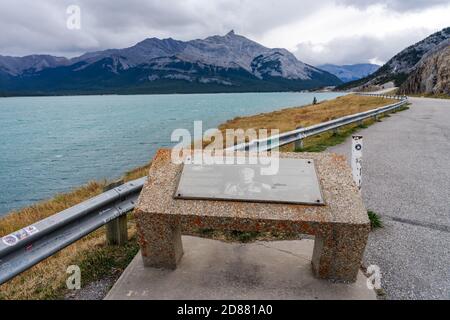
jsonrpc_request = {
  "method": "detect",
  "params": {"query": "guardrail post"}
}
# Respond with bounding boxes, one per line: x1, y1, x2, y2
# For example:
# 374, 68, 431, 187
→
351, 136, 363, 190
104, 180, 128, 246
294, 126, 304, 151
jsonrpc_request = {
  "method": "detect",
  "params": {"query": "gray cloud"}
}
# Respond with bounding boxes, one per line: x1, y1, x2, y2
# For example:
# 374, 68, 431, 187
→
294, 28, 436, 66
0, 0, 447, 65
336, 0, 450, 11
78, 0, 322, 48
0, 0, 322, 57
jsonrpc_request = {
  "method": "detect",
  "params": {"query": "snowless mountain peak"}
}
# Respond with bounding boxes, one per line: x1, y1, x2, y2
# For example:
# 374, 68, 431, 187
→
0, 31, 342, 95
318, 63, 380, 83
1, 30, 318, 81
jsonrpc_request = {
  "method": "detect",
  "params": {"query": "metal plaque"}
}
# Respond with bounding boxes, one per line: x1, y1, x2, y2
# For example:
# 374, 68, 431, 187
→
174, 158, 324, 205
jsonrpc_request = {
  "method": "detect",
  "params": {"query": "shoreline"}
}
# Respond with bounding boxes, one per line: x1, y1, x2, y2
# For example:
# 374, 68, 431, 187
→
0, 89, 337, 99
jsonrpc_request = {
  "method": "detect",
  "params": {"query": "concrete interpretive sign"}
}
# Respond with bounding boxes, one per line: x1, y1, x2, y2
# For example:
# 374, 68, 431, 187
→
135, 149, 370, 282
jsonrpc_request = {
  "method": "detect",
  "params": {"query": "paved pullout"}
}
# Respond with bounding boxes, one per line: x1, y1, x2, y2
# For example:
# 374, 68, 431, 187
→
328, 97, 450, 299
106, 236, 375, 300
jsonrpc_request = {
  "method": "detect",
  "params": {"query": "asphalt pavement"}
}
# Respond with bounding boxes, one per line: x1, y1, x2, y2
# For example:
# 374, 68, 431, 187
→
328, 97, 450, 299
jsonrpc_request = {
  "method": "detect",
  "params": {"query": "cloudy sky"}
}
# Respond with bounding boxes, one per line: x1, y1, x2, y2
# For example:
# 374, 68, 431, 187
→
0, 0, 449, 66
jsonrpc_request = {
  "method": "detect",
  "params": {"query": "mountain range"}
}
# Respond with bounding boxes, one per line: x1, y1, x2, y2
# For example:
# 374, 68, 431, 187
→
337, 27, 450, 93
0, 31, 342, 96
318, 64, 380, 83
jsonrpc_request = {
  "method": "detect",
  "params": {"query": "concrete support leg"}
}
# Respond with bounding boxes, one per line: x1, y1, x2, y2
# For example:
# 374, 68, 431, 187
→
136, 213, 183, 269
311, 224, 369, 282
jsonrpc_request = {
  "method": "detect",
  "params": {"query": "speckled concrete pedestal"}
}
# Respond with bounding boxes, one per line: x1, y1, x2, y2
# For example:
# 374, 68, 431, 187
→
135, 149, 370, 282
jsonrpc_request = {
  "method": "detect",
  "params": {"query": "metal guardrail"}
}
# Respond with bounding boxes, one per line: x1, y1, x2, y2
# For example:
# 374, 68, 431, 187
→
0, 93, 407, 285
0, 177, 146, 284
356, 92, 407, 100
229, 94, 408, 152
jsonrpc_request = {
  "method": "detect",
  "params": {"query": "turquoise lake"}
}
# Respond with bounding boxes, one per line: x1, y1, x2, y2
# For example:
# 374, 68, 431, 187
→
0, 92, 344, 216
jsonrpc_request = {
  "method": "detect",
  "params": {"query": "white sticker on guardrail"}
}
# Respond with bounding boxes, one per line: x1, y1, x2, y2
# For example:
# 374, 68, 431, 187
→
2, 225, 39, 246
2, 235, 19, 246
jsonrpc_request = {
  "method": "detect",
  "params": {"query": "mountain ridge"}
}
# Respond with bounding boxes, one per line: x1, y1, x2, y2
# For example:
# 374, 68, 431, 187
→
0, 31, 342, 96
318, 63, 380, 82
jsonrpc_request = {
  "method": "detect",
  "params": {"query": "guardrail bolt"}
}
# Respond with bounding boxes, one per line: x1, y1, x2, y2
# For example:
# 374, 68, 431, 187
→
104, 180, 128, 246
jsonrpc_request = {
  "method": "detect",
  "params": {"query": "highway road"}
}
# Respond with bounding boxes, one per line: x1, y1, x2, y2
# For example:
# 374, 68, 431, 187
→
328, 97, 450, 299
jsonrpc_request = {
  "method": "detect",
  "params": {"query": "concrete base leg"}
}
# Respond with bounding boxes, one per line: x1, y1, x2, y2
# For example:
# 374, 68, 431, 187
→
311, 225, 369, 282
136, 213, 183, 269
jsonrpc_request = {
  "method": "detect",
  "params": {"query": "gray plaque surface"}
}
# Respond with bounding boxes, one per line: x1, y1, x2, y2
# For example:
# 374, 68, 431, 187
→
174, 158, 324, 205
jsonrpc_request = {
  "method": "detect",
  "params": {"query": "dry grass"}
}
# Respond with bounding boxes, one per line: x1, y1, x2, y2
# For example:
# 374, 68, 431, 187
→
218, 94, 395, 134
214, 94, 396, 151
122, 162, 152, 181
0, 163, 151, 300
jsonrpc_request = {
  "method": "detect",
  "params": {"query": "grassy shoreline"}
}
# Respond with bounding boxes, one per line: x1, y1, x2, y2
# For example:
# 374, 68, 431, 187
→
0, 94, 402, 300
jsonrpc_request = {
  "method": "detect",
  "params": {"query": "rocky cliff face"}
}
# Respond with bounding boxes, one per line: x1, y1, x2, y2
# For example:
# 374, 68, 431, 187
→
337, 27, 450, 91
399, 44, 449, 95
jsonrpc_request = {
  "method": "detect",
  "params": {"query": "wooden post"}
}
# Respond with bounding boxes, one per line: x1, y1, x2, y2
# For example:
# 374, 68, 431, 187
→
104, 180, 128, 246
106, 215, 128, 246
